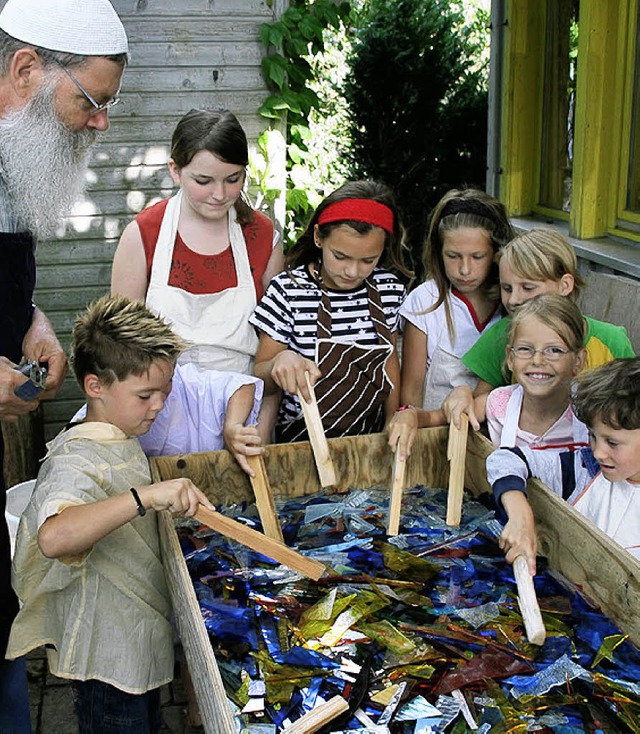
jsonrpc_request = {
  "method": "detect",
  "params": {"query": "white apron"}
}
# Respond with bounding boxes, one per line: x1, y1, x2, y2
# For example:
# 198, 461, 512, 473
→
501, 385, 589, 448
145, 191, 258, 372
422, 346, 479, 411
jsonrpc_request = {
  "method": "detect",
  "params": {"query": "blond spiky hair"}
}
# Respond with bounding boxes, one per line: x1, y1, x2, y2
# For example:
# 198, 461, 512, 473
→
70, 294, 186, 386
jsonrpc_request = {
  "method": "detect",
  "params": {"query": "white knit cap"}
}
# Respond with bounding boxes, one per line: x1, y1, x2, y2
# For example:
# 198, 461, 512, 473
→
0, 0, 128, 56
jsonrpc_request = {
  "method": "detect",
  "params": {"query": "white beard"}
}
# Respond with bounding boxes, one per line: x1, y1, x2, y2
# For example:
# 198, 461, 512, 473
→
0, 79, 97, 240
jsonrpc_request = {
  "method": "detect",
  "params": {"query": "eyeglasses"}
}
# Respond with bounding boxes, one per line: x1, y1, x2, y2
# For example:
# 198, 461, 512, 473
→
510, 345, 573, 362
56, 63, 120, 116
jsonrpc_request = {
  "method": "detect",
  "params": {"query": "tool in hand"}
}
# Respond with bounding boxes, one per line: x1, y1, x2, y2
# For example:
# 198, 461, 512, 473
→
246, 454, 284, 543
387, 440, 406, 536
297, 371, 337, 489
513, 554, 546, 646
14, 361, 47, 401
446, 413, 469, 527
194, 504, 326, 581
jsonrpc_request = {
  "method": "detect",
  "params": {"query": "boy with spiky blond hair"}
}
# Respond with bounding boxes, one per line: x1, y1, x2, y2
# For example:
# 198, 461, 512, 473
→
7, 295, 214, 733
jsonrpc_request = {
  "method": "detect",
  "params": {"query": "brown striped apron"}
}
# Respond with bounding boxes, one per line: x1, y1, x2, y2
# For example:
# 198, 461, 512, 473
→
277, 278, 394, 442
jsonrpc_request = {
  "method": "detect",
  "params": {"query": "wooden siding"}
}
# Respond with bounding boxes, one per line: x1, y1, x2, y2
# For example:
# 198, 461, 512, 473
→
27, 0, 284, 441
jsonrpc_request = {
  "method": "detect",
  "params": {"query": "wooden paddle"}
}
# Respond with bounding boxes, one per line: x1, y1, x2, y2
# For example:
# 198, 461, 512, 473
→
283, 695, 349, 734
445, 413, 469, 527
387, 442, 406, 536
246, 454, 284, 543
297, 371, 337, 489
513, 555, 546, 645
193, 505, 326, 581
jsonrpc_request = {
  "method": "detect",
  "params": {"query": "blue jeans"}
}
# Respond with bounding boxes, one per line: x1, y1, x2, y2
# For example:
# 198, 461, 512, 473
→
72, 679, 162, 734
0, 656, 32, 734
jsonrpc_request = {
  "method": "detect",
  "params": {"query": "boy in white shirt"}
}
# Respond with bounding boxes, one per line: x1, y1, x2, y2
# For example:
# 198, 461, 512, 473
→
487, 357, 640, 574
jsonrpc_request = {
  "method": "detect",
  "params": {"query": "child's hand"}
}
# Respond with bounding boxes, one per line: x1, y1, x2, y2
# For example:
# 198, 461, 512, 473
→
140, 478, 215, 517
386, 408, 418, 460
442, 385, 480, 431
271, 350, 321, 401
224, 423, 264, 477
498, 491, 537, 575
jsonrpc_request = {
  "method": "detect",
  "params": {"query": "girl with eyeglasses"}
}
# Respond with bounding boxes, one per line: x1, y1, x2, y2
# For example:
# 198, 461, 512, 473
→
486, 295, 588, 448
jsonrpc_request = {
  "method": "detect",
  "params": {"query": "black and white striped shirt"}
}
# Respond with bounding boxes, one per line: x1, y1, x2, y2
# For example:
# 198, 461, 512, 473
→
249, 264, 406, 423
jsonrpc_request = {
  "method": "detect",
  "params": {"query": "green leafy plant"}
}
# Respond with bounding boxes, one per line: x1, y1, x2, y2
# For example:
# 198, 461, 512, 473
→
256, 0, 352, 248
343, 0, 489, 277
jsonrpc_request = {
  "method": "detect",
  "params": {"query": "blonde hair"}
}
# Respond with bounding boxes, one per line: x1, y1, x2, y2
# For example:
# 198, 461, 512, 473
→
71, 294, 186, 386
499, 229, 585, 301
508, 295, 586, 353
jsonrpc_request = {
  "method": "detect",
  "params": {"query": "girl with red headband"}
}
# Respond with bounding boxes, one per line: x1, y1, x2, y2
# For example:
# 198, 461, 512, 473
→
250, 180, 413, 448
387, 188, 513, 454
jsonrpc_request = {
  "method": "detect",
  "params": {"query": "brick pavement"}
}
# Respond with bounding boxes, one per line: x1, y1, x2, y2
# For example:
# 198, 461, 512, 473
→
25, 648, 202, 734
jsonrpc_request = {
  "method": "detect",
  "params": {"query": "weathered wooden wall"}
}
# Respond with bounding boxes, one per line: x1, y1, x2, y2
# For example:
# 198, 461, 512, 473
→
30, 0, 285, 444
577, 271, 640, 353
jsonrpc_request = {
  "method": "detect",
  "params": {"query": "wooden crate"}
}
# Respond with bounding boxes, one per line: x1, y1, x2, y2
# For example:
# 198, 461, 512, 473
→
151, 427, 640, 734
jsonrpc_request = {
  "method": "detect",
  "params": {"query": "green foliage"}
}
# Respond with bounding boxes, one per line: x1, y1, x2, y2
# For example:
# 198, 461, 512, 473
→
257, 0, 352, 248
343, 0, 489, 276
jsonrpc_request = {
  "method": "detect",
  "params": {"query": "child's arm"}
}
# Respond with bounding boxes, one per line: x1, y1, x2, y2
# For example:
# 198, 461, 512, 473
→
253, 332, 321, 403
400, 323, 427, 407
498, 490, 537, 575
37, 478, 214, 559
486, 446, 539, 575
223, 383, 264, 477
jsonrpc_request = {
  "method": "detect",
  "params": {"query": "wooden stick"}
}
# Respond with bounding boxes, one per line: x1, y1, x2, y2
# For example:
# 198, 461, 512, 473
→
387, 444, 406, 536
297, 371, 337, 489
247, 454, 284, 543
513, 555, 546, 646
446, 414, 469, 527
194, 505, 326, 581
283, 695, 349, 734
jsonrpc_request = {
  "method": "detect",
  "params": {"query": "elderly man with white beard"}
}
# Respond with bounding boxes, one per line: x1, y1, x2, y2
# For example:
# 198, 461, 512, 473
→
0, 1, 128, 730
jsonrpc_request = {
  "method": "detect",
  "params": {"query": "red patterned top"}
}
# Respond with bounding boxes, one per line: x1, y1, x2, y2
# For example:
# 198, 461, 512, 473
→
135, 198, 275, 299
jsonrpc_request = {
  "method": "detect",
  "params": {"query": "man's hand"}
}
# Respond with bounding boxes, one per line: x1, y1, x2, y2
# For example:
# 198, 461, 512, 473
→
22, 307, 67, 399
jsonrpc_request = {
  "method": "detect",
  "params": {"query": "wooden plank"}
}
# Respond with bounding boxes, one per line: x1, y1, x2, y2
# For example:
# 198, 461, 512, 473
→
151, 429, 451, 506
283, 695, 349, 734
36, 240, 117, 265
156, 510, 236, 734
297, 372, 336, 489
125, 41, 265, 66
445, 414, 468, 527
112, 91, 270, 117
97, 115, 265, 143
193, 506, 326, 581
36, 263, 113, 288
32, 286, 110, 312
513, 555, 546, 646
247, 455, 284, 542
122, 18, 266, 42
121, 67, 267, 92
386, 447, 406, 537
113, 0, 274, 17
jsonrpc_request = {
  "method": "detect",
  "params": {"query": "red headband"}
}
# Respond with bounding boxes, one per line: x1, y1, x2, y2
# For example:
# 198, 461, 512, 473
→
317, 198, 395, 234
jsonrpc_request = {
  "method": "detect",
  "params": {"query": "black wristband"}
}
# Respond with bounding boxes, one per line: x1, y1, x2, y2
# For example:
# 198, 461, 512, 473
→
130, 487, 146, 517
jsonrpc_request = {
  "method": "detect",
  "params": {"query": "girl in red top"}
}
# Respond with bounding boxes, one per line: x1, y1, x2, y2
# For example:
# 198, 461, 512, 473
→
111, 108, 283, 375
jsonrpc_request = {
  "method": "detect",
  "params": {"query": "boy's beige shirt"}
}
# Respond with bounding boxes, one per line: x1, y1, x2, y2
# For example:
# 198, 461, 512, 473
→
7, 422, 174, 694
